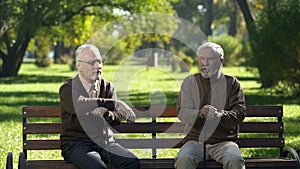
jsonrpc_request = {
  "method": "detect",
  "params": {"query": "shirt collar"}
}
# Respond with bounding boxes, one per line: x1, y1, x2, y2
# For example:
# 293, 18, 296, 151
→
78, 74, 93, 92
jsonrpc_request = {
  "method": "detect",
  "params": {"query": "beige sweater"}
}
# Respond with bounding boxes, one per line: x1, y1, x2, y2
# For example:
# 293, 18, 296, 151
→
177, 73, 246, 144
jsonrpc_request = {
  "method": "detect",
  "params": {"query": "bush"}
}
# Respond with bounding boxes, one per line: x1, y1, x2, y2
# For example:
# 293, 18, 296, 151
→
170, 57, 179, 72
180, 56, 194, 72
209, 35, 243, 66
35, 55, 52, 67
173, 50, 194, 72
56, 54, 73, 65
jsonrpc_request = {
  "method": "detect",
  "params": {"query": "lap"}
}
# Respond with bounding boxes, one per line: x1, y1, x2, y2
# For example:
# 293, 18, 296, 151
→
177, 140, 241, 160
207, 141, 243, 162
62, 141, 140, 169
176, 140, 207, 160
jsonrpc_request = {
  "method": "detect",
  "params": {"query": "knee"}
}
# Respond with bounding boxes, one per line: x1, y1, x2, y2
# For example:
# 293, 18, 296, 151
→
224, 154, 245, 168
175, 153, 198, 168
123, 157, 140, 169
131, 158, 141, 169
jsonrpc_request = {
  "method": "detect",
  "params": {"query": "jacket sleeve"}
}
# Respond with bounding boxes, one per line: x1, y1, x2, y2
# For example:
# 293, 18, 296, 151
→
218, 77, 246, 129
59, 78, 122, 126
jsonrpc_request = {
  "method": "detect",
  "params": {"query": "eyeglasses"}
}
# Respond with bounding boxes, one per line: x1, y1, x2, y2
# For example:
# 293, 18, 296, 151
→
78, 59, 102, 66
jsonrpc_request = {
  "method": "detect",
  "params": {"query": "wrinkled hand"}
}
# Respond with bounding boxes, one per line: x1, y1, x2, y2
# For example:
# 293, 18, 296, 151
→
92, 107, 108, 117
199, 105, 220, 119
117, 100, 136, 123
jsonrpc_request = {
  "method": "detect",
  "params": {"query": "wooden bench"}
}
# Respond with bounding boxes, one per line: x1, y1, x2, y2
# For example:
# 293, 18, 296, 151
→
8, 105, 299, 169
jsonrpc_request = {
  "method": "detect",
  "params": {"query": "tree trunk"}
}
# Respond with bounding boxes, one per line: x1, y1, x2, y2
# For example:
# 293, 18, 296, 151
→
236, 0, 256, 37
204, 0, 213, 36
237, 0, 270, 88
54, 41, 69, 63
228, 1, 237, 36
0, 49, 25, 77
0, 30, 31, 77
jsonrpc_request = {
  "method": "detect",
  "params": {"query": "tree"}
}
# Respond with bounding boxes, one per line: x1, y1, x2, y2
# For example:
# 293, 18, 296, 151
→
0, 0, 176, 77
237, 0, 300, 94
236, 0, 257, 38
228, 1, 237, 36
203, 0, 213, 36
254, 0, 300, 94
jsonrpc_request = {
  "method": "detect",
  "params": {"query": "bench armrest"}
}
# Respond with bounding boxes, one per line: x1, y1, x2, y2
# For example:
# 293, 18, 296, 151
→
289, 148, 300, 164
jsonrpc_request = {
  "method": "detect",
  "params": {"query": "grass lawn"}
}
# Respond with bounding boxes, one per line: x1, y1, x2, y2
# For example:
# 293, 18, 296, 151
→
0, 60, 299, 168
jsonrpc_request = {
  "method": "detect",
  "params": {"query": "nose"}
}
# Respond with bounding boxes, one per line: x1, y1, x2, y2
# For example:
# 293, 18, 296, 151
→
201, 58, 209, 66
94, 61, 102, 68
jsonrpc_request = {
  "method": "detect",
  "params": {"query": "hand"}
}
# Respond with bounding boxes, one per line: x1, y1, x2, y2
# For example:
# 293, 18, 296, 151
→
117, 100, 136, 123
93, 107, 108, 117
199, 105, 219, 119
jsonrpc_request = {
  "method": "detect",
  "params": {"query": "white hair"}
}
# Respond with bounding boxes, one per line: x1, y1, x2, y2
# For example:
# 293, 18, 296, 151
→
197, 42, 224, 59
75, 44, 101, 62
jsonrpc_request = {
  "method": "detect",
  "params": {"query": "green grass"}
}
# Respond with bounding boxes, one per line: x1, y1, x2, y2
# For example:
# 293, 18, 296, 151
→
1, 61, 299, 168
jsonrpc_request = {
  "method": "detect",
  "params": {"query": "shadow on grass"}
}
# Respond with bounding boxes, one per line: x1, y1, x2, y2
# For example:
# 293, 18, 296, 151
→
0, 74, 69, 84
235, 76, 260, 81
0, 112, 22, 122
0, 91, 60, 122
245, 94, 300, 105
1, 91, 60, 107
283, 116, 300, 136
118, 91, 179, 106
118, 90, 300, 106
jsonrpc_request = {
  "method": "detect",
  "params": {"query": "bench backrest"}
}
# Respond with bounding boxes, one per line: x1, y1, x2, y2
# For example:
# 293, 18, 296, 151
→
22, 105, 284, 159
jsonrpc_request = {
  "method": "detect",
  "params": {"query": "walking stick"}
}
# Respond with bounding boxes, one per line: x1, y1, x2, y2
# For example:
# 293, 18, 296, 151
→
203, 141, 207, 169
103, 118, 112, 169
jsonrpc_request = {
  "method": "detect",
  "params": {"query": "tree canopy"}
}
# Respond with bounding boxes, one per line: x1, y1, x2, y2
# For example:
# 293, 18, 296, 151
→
0, 0, 176, 77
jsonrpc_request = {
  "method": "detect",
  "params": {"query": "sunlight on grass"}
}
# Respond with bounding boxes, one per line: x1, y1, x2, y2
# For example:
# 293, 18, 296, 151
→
0, 121, 22, 169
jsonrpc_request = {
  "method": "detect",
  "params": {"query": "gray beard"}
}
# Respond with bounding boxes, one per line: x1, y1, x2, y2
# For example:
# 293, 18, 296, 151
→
200, 72, 209, 78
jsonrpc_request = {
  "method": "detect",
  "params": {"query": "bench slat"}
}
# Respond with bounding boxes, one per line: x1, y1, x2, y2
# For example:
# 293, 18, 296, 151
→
113, 122, 184, 133
117, 138, 285, 149
245, 106, 283, 117
134, 106, 178, 117
23, 107, 61, 118
239, 122, 283, 133
24, 123, 61, 134
22, 106, 283, 118
239, 138, 284, 148
23, 138, 285, 150
24, 122, 283, 134
24, 140, 61, 150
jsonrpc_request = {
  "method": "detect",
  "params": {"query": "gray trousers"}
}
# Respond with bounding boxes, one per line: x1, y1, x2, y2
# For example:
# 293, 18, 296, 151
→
62, 141, 140, 169
174, 141, 245, 169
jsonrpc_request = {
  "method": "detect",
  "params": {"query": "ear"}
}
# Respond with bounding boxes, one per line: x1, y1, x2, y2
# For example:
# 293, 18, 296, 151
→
76, 62, 81, 71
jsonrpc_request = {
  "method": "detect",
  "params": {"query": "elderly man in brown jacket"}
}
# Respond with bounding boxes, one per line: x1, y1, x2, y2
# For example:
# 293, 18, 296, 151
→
59, 44, 140, 169
175, 42, 246, 169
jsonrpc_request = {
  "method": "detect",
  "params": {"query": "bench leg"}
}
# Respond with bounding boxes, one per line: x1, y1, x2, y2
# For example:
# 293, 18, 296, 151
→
18, 152, 26, 169
6, 152, 13, 169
